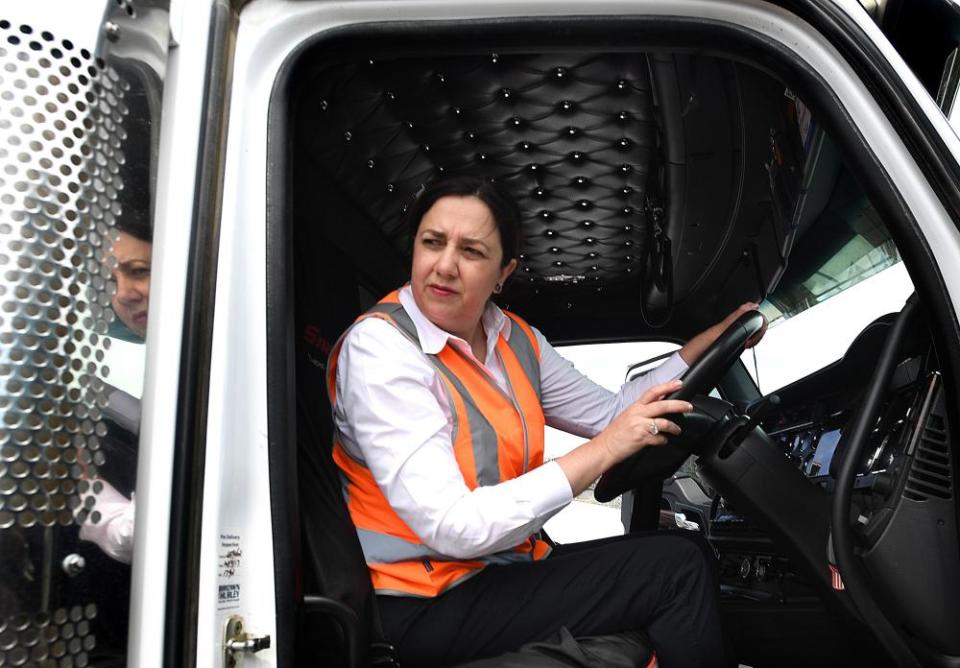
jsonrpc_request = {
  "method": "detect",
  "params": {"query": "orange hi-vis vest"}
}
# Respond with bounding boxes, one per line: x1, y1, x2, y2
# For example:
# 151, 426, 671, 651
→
328, 290, 551, 597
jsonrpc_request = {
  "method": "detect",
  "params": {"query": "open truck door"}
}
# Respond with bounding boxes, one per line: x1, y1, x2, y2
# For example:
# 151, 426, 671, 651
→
4, 2, 960, 667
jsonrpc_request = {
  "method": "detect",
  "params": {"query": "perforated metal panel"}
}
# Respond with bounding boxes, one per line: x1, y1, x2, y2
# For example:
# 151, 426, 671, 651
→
0, 3, 168, 664
0, 18, 129, 532
0, 604, 98, 667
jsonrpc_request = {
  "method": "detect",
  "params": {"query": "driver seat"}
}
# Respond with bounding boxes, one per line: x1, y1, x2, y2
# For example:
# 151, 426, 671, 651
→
291, 225, 656, 667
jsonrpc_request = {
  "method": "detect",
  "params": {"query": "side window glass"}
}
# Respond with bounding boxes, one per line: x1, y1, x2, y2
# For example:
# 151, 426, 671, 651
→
543, 341, 679, 543
0, 8, 164, 665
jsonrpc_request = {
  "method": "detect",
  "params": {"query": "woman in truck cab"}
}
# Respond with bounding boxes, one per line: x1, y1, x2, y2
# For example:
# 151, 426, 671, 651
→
79, 221, 153, 564
329, 175, 763, 667
109, 223, 153, 340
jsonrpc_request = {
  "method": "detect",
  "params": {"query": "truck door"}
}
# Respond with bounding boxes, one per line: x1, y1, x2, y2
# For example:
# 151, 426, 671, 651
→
0, 1, 185, 666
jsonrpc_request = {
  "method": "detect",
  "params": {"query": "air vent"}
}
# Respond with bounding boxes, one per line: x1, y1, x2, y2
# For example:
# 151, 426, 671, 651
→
904, 413, 953, 501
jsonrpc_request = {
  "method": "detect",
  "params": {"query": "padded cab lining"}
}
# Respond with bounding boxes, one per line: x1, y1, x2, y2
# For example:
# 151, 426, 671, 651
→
294, 49, 804, 342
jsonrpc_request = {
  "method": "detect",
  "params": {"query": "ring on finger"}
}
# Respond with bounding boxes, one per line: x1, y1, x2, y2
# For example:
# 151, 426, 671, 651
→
647, 419, 659, 436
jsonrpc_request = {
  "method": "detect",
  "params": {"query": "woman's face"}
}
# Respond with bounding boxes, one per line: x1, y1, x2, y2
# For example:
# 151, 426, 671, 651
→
109, 231, 152, 338
411, 195, 517, 341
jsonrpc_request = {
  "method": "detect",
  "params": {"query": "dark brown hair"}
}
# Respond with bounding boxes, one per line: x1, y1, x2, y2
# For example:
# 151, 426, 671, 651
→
405, 175, 521, 267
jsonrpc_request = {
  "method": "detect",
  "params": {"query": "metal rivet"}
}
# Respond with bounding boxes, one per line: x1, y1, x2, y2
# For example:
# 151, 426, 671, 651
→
619, 163, 632, 174
532, 187, 549, 198
499, 88, 513, 100
565, 126, 579, 138
558, 100, 575, 112
61, 553, 85, 577
581, 220, 594, 228
103, 22, 120, 42
541, 212, 554, 222
568, 151, 584, 163
554, 66, 567, 79
576, 199, 592, 210
573, 176, 589, 188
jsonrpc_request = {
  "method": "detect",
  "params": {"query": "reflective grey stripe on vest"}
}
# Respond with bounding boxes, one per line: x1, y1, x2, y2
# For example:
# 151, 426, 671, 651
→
504, 313, 542, 401
358, 527, 551, 566
368, 300, 513, 488
359, 303, 465, 448
430, 355, 502, 487
335, 430, 368, 466
357, 527, 444, 563
367, 300, 417, 336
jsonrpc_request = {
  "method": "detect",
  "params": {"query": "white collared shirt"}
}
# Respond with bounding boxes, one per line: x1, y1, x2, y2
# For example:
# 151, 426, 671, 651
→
333, 286, 688, 560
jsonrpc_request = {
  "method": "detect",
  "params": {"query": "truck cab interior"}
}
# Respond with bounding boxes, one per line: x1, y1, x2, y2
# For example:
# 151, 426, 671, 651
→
269, 17, 960, 668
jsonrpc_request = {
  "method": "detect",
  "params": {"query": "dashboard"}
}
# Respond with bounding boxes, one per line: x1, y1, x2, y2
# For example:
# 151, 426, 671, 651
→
662, 315, 939, 604
765, 355, 924, 487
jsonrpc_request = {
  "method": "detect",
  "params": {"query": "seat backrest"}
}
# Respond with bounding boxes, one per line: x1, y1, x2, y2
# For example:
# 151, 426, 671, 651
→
293, 221, 379, 666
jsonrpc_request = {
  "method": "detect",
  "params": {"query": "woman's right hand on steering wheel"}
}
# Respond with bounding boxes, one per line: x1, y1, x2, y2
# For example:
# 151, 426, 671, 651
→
597, 380, 694, 462
556, 380, 694, 496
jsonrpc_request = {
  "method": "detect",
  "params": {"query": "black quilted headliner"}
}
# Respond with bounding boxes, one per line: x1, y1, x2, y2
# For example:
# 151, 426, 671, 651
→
293, 49, 805, 341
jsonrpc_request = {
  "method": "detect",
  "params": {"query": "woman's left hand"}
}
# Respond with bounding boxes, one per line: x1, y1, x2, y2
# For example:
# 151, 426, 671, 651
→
720, 302, 767, 349
679, 302, 768, 365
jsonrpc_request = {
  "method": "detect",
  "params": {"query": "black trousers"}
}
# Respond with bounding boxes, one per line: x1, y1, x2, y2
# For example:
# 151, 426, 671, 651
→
378, 531, 725, 667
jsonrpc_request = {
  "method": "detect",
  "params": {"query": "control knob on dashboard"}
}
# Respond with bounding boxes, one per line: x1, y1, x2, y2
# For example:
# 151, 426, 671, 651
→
872, 470, 896, 497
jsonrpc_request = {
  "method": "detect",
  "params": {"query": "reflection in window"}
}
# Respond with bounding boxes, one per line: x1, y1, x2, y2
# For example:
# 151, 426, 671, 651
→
762, 170, 900, 327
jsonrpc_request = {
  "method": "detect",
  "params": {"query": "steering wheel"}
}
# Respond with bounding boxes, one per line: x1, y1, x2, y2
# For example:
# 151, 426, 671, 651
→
594, 309, 766, 502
